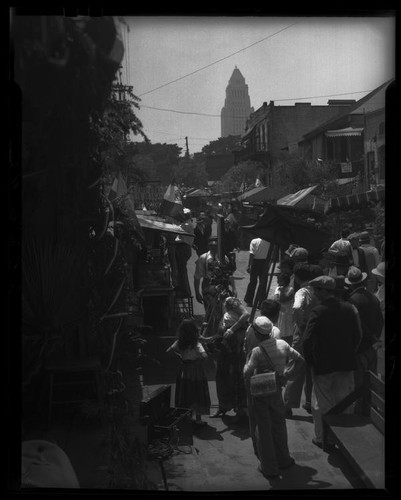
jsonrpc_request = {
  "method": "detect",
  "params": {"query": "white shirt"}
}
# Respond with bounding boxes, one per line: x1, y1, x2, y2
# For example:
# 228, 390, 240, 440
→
249, 238, 270, 259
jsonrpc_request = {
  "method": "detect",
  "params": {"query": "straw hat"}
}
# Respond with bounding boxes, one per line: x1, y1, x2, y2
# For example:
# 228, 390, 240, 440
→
372, 262, 385, 279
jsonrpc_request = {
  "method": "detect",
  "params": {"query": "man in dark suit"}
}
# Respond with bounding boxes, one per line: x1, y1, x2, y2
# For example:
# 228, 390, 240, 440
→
303, 275, 361, 448
345, 266, 384, 414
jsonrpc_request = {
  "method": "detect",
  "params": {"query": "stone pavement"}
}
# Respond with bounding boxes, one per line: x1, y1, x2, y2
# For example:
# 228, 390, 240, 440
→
139, 247, 367, 492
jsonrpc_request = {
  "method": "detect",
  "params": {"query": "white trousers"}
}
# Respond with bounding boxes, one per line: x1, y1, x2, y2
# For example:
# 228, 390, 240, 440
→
311, 371, 355, 442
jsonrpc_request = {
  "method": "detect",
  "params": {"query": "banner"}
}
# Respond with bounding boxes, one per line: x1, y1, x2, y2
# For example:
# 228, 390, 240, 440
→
159, 182, 185, 221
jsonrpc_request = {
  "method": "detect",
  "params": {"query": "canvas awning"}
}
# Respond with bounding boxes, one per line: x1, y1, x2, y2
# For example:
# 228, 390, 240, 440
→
135, 215, 193, 235
277, 185, 318, 206
325, 127, 363, 138
328, 188, 384, 210
240, 203, 331, 254
237, 186, 286, 204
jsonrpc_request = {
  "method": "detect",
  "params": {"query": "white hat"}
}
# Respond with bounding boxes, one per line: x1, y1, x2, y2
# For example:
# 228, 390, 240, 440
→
252, 316, 273, 336
372, 261, 385, 279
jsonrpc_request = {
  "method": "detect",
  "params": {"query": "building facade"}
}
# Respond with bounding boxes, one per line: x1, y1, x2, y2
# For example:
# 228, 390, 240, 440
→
235, 100, 353, 187
221, 66, 254, 137
299, 79, 392, 191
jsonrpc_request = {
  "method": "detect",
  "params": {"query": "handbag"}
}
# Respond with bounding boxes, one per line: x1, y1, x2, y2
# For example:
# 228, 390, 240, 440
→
249, 345, 278, 397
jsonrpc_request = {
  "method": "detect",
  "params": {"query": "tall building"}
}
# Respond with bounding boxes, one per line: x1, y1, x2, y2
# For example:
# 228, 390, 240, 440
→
221, 66, 254, 137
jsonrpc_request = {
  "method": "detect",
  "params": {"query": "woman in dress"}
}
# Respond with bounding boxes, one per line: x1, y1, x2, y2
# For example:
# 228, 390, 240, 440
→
167, 319, 211, 427
206, 297, 250, 420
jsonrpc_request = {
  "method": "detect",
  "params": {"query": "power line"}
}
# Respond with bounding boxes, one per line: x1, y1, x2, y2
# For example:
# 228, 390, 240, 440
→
139, 90, 372, 118
137, 21, 302, 97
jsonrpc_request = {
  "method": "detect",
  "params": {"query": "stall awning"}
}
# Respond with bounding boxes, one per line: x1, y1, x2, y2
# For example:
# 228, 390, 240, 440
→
325, 127, 363, 138
277, 185, 318, 206
135, 215, 193, 235
237, 186, 286, 204
328, 188, 384, 210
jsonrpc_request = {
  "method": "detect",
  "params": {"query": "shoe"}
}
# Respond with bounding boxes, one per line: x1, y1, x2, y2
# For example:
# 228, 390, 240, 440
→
302, 403, 312, 414
257, 465, 280, 480
312, 438, 323, 449
210, 409, 227, 418
279, 458, 295, 470
193, 420, 207, 428
285, 408, 293, 418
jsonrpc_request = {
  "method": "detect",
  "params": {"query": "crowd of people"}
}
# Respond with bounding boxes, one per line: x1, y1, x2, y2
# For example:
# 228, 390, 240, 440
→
166, 223, 385, 481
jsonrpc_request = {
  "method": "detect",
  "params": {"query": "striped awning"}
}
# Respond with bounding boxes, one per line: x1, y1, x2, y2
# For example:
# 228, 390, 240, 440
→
325, 127, 364, 138
328, 188, 384, 210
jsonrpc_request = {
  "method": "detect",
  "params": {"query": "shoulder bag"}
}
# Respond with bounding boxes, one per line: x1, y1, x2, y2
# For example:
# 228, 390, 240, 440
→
250, 345, 278, 397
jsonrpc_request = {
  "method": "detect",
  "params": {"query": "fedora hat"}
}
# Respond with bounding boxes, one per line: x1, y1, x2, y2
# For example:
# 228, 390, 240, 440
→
372, 261, 385, 279
345, 266, 368, 285
308, 275, 336, 290
359, 231, 370, 244
253, 316, 273, 336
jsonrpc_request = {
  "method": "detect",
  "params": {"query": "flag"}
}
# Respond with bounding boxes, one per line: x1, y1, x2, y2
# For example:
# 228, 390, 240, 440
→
108, 172, 145, 241
255, 177, 263, 188
108, 171, 128, 201
159, 181, 185, 221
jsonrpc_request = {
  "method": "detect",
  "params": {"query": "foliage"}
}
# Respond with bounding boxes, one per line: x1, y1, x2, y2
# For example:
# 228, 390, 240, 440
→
213, 160, 262, 193
273, 152, 340, 197
130, 141, 183, 184
173, 156, 208, 188
198, 135, 242, 157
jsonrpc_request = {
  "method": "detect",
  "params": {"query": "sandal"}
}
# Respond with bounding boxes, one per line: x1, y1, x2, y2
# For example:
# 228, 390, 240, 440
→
210, 409, 227, 418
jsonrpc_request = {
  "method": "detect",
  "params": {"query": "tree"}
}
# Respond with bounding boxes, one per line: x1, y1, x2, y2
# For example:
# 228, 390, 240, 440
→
130, 141, 182, 184
173, 156, 208, 188
213, 160, 262, 193
198, 135, 242, 157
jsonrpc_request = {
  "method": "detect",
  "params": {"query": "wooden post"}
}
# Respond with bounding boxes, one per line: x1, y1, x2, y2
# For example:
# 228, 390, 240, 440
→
216, 214, 224, 262
265, 244, 279, 299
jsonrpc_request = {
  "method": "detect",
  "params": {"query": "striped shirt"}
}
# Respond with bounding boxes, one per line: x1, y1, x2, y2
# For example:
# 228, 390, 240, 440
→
243, 337, 302, 379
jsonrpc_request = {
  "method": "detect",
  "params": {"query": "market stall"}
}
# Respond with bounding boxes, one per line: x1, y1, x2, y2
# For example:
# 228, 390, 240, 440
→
133, 214, 194, 329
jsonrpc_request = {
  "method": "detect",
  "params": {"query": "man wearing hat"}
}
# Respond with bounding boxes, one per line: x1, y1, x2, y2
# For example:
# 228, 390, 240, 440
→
193, 212, 212, 257
345, 266, 384, 414
291, 247, 309, 263
358, 231, 380, 293
243, 316, 304, 479
303, 275, 362, 449
329, 228, 353, 263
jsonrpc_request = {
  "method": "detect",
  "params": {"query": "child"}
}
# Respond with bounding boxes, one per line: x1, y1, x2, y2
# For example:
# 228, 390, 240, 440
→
167, 319, 211, 427
274, 272, 295, 345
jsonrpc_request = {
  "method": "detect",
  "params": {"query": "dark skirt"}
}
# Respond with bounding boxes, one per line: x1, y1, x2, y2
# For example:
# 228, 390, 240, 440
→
175, 360, 211, 415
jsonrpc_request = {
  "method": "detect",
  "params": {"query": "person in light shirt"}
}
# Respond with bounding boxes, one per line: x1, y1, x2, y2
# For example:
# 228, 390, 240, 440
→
244, 237, 271, 308
174, 208, 195, 297
328, 228, 353, 263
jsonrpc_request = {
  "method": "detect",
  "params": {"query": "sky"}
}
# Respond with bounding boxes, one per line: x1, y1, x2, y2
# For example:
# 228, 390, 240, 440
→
119, 15, 395, 155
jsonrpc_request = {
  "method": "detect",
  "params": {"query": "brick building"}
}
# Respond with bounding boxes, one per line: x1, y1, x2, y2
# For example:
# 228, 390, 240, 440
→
234, 100, 353, 187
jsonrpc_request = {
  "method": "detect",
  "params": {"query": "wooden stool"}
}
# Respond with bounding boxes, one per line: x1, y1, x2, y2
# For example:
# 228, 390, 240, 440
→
45, 356, 104, 428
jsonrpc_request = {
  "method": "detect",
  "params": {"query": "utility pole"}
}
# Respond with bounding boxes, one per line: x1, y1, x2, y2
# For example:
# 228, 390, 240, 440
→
185, 136, 189, 157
